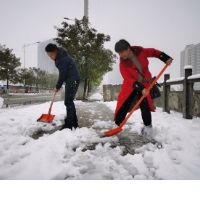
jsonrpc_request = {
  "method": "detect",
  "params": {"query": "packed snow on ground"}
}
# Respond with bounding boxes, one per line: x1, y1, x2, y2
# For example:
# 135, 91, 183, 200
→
88, 93, 103, 101
0, 99, 200, 180
0, 97, 3, 109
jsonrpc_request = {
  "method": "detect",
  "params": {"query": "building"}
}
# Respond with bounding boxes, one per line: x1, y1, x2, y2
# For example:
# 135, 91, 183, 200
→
37, 38, 58, 74
180, 43, 200, 90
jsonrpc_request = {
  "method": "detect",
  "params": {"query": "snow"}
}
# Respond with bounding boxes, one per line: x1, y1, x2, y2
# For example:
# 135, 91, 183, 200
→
0, 100, 200, 180
88, 93, 103, 101
157, 80, 164, 84
166, 77, 185, 82
164, 71, 170, 75
184, 65, 193, 69
188, 74, 200, 79
0, 97, 3, 108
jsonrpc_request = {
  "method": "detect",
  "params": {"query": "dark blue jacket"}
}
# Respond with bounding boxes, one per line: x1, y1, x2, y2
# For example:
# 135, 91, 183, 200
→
54, 47, 80, 90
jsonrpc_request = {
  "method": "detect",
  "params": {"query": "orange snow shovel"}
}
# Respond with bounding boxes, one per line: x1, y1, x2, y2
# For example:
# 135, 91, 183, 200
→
37, 91, 56, 123
104, 64, 169, 137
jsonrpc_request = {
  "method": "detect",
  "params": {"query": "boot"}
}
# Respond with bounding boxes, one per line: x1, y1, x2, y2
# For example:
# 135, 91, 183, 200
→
141, 124, 153, 142
60, 122, 73, 131
60, 121, 79, 131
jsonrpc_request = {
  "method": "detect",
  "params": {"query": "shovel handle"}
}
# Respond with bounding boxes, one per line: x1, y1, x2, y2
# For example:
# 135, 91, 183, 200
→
119, 64, 168, 128
48, 91, 56, 115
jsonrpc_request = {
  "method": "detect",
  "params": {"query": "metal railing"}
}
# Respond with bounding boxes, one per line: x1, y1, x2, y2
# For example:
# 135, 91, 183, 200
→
1, 92, 61, 108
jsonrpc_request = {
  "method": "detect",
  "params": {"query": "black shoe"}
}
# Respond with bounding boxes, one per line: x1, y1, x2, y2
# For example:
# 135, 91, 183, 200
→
73, 122, 79, 129
60, 122, 79, 131
60, 123, 73, 131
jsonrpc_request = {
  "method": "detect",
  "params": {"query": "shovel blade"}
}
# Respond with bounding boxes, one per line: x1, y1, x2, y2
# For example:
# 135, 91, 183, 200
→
37, 114, 55, 123
104, 127, 123, 136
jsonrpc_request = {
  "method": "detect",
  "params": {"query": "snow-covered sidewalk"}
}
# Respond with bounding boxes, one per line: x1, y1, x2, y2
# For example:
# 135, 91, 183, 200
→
0, 96, 200, 179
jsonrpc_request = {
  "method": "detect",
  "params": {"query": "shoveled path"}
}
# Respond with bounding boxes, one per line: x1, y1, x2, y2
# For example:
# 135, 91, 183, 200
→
76, 101, 147, 154
33, 100, 147, 155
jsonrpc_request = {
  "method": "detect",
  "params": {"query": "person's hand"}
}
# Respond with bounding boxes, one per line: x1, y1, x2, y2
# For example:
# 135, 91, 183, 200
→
142, 88, 149, 96
166, 58, 173, 66
54, 88, 58, 93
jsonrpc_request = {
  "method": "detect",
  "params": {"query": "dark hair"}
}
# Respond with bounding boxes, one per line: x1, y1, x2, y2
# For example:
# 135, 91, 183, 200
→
45, 43, 58, 52
115, 39, 131, 53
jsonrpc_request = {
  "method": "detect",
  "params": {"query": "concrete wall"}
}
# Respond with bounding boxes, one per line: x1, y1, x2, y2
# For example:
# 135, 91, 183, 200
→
103, 84, 122, 101
154, 91, 200, 117
103, 81, 200, 118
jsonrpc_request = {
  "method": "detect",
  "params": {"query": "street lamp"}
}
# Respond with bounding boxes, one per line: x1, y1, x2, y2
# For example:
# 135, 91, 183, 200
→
64, 17, 75, 21
22, 42, 40, 87
22, 41, 40, 69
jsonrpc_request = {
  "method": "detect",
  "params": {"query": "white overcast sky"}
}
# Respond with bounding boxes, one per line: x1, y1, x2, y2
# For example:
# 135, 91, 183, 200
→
0, 0, 200, 83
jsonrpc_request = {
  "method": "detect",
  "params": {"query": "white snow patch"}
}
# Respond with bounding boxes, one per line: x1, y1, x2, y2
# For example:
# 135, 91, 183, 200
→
88, 93, 103, 101
166, 77, 184, 82
164, 71, 170, 75
188, 74, 200, 79
184, 65, 193, 69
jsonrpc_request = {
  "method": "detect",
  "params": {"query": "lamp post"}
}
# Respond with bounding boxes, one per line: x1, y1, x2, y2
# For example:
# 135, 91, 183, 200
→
22, 42, 40, 87
22, 41, 40, 69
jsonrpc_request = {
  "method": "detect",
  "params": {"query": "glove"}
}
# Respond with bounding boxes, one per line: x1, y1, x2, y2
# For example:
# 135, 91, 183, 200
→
133, 81, 145, 93
158, 52, 173, 63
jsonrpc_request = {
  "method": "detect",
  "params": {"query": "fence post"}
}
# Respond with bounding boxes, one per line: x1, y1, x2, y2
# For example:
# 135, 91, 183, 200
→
163, 73, 170, 113
183, 67, 193, 119
103, 84, 112, 101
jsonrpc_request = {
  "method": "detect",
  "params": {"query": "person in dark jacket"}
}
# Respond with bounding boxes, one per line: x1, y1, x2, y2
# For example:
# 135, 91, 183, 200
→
45, 43, 81, 131
114, 39, 172, 141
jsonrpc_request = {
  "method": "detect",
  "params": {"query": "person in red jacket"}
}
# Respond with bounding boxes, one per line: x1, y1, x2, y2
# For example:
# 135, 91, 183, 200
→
114, 39, 172, 141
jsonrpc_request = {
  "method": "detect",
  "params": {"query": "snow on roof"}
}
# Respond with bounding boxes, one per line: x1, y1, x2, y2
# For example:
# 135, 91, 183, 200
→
164, 71, 170, 75
184, 65, 193, 69
187, 74, 200, 79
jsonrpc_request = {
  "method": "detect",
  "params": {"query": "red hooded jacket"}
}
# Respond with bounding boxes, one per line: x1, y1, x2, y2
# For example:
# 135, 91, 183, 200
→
114, 46, 161, 120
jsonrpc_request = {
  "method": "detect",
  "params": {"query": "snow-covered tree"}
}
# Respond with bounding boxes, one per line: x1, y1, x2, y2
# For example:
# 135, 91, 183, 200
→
55, 16, 117, 99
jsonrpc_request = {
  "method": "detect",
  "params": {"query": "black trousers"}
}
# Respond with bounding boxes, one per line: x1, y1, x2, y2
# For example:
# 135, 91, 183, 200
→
115, 90, 152, 126
64, 80, 80, 124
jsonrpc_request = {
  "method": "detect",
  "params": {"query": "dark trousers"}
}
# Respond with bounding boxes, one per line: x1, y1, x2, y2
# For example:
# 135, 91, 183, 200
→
115, 90, 151, 126
64, 80, 80, 124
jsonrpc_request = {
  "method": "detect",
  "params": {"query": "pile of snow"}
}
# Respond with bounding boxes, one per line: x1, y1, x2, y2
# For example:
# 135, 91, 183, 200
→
101, 101, 200, 180
88, 93, 103, 101
0, 97, 3, 109
0, 100, 200, 179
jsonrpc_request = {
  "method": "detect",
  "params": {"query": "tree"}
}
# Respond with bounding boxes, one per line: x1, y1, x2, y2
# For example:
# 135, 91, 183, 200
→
17, 68, 33, 89
0, 45, 21, 91
46, 73, 59, 89
55, 16, 117, 99
38, 70, 48, 90
25, 67, 50, 92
